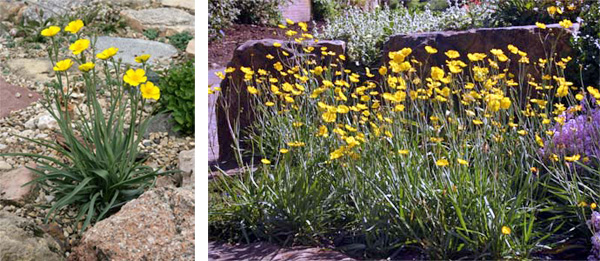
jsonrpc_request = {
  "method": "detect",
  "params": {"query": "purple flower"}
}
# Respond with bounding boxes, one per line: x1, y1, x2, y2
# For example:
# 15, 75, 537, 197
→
592, 211, 600, 230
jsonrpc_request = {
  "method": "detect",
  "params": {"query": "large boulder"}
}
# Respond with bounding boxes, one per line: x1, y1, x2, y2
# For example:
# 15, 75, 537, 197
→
95, 36, 179, 65
120, 8, 194, 37
383, 23, 575, 79
0, 211, 64, 261
216, 39, 345, 163
69, 186, 194, 260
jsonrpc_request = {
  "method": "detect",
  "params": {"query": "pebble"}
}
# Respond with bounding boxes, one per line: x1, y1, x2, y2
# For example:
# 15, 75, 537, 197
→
15, 92, 21, 98
0, 161, 11, 170
28, 93, 33, 98
0, 143, 7, 150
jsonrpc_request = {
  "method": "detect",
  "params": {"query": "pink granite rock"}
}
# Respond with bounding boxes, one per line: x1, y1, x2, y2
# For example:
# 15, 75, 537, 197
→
69, 186, 194, 260
0, 165, 38, 204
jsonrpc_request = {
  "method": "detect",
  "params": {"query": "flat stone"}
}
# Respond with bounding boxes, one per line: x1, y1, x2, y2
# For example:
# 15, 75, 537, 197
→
98, 0, 152, 8
185, 38, 195, 58
70, 186, 194, 260
6, 58, 53, 83
159, 0, 194, 11
21, 0, 86, 21
178, 149, 194, 187
144, 113, 181, 138
208, 241, 355, 261
120, 8, 194, 36
0, 165, 38, 203
0, 211, 63, 261
0, 77, 40, 119
95, 36, 178, 65
0, 161, 10, 170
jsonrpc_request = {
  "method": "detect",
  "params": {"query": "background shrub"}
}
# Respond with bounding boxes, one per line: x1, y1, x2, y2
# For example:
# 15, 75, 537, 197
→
312, 0, 342, 21
235, 0, 288, 26
159, 59, 195, 135
167, 31, 194, 51
209, 0, 240, 41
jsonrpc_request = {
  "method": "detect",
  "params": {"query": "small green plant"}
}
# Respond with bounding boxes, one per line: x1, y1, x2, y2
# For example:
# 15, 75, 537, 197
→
143, 29, 159, 40
1, 20, 175, 232
209, 0, 240, 41
159, 59, 195, 135
167, 31, 194, 51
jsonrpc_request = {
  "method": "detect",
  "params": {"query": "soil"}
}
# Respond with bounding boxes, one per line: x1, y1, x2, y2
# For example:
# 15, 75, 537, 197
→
208, 22, 326, 69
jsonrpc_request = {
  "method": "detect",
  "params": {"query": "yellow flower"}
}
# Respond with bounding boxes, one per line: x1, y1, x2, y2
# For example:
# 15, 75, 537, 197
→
445, 50, 460, 59
556, 84, 569, 97
501, 226, 511, 235
565, 154, 580, 162
41, 26, 61, 37
473, 119, 483, 125
69, 39, 90, 55
247, 86, 258, 95
398, 149, 409, 155
279, 148, 289, 154
96, 47, 119, 60
430, 66, 445, 81
317, 125, 329, 137
286, 18, 294, 25
457, 159, 469, 166
78, 62, 95, 72
535, 135, 544, 148
322, 110, 337, 123
517, 130, 528, 136
329, 146, 345, 160
64, 19, 84, 34
559, 19, 573, 29
135, 54, 151, 63
535, 22, 547, 29
436, 158, 449, 167
53, 59, 73, 71
273, 42, 282, 47
547, 6, 557, 15
123, 68, 147, 86
265, 101, 275, 106
140, 81, 160, 100
425, 46, 438, 54
261, 158, 271, 165
592, 203, 598, 210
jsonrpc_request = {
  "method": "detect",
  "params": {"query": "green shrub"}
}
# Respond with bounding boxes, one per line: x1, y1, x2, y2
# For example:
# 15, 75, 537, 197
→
235, 0, 288, 26
315, 3, 495, 67
1, 21, 174, 232
143, 29, 159, 40
312, 0, 342, 21
167, 31, 194, 51
159, 59, 195, 135
209, 0, 240, 41
572, 2, 599, 87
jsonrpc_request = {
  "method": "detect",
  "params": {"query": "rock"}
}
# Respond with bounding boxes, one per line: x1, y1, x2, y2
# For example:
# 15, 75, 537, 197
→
22, 0, 87, 22
0, 1, 25, 23
185, 38, 195, 58
98, 0, 151, 8
0, 143, 7, 150
0, 211, 63, 261
36, 114, 58, 130
0, 165, 38, 203
178, 149, 194, 186
0, 76, 41, 119
143, 113, 181, 138
15, 92, 21, 98
69, 186, 194, 261
95, 36, 178, 65
216, 39, 346, 162
208, 241, 356, 261
6, 58, 53, 83
24, 117, 37, 129
159, 0, 194, 12
120, 8, 194, 37
0, 161, 11, 170
383, 23, 575, 79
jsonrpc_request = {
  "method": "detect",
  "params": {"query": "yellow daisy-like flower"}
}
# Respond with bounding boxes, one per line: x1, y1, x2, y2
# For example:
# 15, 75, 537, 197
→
96, 47, 119, 60
501, 226, 511, 235
135, 54, 151, 63
53, 59, 73, 72
535, 22, 547, 29
279, 148, 289, 154
273, 42, 282, 48
123, 68, 147, 86
261, 158, 271, 165
559, 19, 573, 29
69, 39, 90, 55
457, 159, 469, 166
41, 26, 61, 37
78, 62, 95, 72
436, 158, 449, 167
445, 50, 460, 59
140, 81, 161, 100
425, 46, 438, 54
64, 19, 84, 34
565, 154, 580, 162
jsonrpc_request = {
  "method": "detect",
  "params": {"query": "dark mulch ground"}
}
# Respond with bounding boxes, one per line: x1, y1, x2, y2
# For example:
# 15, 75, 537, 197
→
208, 22, 326, 68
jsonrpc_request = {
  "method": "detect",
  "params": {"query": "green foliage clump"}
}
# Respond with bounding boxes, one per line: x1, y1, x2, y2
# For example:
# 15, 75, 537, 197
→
315, 3, 495, 67
159, 60, 195, 135
143, 29, 159, 41
209, 0, 240, 41
312, 0, 342, 21
167, 31, 194, 51
235, 0, 288, 26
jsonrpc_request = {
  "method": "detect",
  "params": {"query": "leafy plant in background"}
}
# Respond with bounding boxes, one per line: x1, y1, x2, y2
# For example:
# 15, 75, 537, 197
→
143, 29, 159, 41
167, 31, 194, 51
159, 59, 195, 135
209, 0, 240, 41
1, 20, 172, 232
312, 0, 342, 21
235, 0, 289, 26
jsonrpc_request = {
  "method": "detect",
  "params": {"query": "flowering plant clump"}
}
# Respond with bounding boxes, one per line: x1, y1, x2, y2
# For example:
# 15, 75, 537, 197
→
210, 18, 600, 259
1, 19, 173, 232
